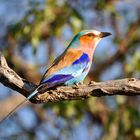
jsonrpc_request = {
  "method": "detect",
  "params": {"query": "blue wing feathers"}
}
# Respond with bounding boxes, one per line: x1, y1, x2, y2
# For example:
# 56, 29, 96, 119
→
72, 53, 89, 65
41, 53, 90, 86
42, 74, 73, 84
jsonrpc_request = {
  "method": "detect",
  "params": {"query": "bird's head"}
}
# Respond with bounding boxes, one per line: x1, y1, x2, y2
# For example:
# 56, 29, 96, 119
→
70, 30, 111, 52
78, 30, 111, 47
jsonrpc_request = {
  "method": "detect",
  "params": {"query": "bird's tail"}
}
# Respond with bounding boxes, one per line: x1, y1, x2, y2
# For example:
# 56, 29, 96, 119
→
0, 89, 38, 124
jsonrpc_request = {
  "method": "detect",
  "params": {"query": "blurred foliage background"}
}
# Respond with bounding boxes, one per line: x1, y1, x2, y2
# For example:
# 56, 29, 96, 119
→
0, 0, 140, 140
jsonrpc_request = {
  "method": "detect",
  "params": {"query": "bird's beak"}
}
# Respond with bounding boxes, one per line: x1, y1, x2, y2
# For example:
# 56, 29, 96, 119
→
100, 32, 112, 38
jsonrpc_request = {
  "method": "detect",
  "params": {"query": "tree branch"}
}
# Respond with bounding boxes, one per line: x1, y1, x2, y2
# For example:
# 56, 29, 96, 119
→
0, 52, 140, 104
0, 52, 37, 96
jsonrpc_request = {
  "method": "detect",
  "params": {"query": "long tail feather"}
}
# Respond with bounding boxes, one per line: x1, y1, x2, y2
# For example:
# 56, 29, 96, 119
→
0, 89, 38, 124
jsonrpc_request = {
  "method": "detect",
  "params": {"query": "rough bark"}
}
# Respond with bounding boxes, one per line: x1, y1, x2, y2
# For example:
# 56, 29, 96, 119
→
0, 52, 140, 104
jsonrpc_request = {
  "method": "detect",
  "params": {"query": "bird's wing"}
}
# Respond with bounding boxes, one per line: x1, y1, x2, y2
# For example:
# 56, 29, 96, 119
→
39, 49, 90, 88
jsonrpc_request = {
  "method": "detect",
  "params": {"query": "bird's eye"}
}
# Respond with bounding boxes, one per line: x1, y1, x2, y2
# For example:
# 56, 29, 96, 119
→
87, 33, 93, 37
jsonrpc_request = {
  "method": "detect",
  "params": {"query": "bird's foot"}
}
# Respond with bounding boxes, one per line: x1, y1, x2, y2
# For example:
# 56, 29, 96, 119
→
89, 81, 97, 85
75, 82, 83, 86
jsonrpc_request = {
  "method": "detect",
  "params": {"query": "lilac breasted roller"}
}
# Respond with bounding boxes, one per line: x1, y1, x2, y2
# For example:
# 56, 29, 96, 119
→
1, 30, 111, 122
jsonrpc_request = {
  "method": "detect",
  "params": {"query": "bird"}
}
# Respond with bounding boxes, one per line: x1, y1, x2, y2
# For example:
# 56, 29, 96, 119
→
1, 29, 111, 122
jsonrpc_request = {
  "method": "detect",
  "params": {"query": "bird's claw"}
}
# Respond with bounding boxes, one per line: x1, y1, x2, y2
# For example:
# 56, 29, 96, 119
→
75, 82, 83, 86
